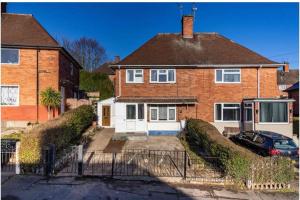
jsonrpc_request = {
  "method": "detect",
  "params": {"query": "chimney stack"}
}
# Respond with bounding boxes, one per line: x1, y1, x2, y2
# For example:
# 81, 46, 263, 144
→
283, 62, 289, 72
182, 15, 194, 39
114, 56, 120, 64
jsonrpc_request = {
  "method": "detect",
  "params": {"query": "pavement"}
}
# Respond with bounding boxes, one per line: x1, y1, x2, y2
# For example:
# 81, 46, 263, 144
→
1, 175, 299, 200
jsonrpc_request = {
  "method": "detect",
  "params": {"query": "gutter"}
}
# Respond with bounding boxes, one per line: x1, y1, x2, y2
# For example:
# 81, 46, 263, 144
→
115, 65, 121, 99
110, 64, 284, 68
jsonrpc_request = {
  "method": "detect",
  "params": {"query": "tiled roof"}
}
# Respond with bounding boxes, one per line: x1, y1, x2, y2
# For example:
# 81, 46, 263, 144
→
94, 62, 115, 75
1, 13, 59, 47
277, 69, 299, 85
117, 33, 278, 66
116, 96, 198, 104
285, 82, 299, 92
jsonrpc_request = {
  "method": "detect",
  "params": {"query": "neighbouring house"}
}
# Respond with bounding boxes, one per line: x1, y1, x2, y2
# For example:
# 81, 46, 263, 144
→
285, 82, 299, 116
94, 56, 119, 83
277, 69, 299, 93
1, 13, 81, 128
97, 15, 295, 138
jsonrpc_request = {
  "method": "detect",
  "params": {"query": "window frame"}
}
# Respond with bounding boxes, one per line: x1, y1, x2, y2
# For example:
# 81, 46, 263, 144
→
149, 105, 176, 122
126, 104, 137, 120
126, 69, 144, 83
215, 69, 241, 84
258, 102, 289, 124
214, 103, 241, 122
0, 85, 20, 107
1, 48, 20, 65
150, 69, 176, 84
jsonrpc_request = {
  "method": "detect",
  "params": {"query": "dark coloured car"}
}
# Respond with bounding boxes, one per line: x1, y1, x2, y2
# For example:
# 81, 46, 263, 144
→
230, 130, 299, 159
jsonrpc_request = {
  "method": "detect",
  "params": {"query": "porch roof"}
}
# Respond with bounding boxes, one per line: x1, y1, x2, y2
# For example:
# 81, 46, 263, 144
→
243, 97, 295, 102
115, 96, 198, 104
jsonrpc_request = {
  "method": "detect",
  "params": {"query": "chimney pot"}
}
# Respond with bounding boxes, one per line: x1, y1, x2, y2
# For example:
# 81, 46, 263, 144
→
114, 56, 120, 63
182, 15, 194, 39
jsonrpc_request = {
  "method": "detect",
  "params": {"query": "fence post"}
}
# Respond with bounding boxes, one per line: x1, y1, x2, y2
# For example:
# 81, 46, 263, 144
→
78, 145, 83, 176
49, 144, 56, 175
111, 152, 116, 177
43, 146, 50, 177
15, 141, 20, 175
183, 150, 187, 179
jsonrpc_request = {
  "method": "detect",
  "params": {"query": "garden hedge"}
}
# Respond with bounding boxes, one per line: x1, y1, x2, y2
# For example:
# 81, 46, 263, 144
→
186, 118, 294, 184
19, 105, 95, 171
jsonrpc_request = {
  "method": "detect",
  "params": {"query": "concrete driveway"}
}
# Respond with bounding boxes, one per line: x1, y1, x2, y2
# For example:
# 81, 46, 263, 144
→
1, 175, 298, 200
86, 128, 184, 152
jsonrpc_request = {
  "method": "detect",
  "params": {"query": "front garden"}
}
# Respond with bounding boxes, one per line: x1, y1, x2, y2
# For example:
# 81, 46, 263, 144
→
179, 119, 295, 189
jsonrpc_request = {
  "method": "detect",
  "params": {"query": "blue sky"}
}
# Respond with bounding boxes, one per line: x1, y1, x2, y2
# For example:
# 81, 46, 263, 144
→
7, 2, 299, 68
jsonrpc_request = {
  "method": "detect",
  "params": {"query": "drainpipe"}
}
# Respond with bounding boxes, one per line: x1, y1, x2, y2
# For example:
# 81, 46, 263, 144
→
36, 49, 40, 123
116, 65, 121, 98
257, 65, 262, 98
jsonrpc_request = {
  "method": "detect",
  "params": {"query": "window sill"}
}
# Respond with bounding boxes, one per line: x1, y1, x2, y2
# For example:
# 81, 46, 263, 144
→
149, 120, 177, 123
258, 122, 290, 125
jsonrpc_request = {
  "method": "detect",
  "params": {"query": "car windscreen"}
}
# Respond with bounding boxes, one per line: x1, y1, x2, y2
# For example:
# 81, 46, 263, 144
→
273, 139, 298, 149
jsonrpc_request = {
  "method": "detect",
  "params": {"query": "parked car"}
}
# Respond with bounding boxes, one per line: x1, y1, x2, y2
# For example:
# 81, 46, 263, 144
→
230, 130, 299, 159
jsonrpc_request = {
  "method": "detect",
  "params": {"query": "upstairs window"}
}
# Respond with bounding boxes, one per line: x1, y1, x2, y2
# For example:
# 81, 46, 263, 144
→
150, 69, 176, 83
1, 48, 19, 64
1, 86, 19, 106
215, 103, 240, 122
126, 69, 143, 83
215, 69, 241, 83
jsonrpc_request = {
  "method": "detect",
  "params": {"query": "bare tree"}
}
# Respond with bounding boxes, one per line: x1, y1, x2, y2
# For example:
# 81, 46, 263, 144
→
61, 37, 107, 72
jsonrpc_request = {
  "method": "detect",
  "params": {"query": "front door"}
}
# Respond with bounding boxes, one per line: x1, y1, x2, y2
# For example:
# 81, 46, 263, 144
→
102, 106, 110, 126
126, 103, 146, 132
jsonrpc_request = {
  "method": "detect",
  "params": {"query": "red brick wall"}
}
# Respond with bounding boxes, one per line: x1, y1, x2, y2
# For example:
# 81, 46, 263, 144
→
1, 48, 79, 124
115, 67, 282, 122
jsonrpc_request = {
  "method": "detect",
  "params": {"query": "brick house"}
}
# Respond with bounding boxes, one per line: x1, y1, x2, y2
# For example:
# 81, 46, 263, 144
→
97, 15, 294, 138
285, 82, 299, 116
1, 13, 81, 127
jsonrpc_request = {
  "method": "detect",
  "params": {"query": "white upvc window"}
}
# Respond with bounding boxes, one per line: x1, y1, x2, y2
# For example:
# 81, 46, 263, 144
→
150, 69, 176, 83
126, 69, 144, 83
1, 48, 20, 64
214, 103, 241, 122
215, 69, 241, 83
259, 102, 288, 123
150, 105, 176, 121
1, 85, 19, 106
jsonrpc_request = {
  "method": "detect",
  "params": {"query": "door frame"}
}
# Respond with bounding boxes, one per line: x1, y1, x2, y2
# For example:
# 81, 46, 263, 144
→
102, 105, 111, 127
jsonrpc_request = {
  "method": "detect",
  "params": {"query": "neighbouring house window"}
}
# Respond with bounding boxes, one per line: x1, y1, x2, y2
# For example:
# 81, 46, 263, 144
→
150, 105, 176, 121
215, 103, 240, 121
126, 105, 136, 119
215, 69, 241, 83
150, 69, 176, 83
244, 103, 253, 122
138, 104, 144, 120
126, 69, 143, 83
1, 86, 19, 106
1, 48, 19, 64
260, 102, 288, 123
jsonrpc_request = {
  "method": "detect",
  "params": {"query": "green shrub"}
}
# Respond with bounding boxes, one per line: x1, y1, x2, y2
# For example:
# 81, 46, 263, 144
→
19, 105, 95, 172
186, 119, 293, 184
1, 132, 23, 140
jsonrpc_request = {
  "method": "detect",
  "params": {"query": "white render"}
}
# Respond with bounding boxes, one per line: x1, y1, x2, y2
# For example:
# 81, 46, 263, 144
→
97, 97, 115, 128
255, 123, 293, 138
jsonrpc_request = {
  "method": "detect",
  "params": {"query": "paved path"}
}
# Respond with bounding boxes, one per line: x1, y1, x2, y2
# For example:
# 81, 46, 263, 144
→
1, 175, 298, 200
85, 128, 114, 151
